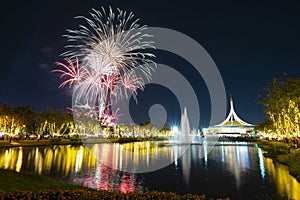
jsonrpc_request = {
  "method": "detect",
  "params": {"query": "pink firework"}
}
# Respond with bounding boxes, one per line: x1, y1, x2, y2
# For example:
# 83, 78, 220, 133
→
121, 72, 144, 96
101, 74, 119, 94
52, 57, 86, 88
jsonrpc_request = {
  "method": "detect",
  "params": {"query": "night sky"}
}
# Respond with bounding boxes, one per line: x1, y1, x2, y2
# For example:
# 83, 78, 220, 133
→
1, 0, 300, 127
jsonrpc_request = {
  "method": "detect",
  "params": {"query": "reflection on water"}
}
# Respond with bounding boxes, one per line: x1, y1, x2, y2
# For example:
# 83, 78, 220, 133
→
0, 147, 23, 172
264, 157, 300, 200
0, 142, 299, 199
72, 162, 144, 193
258, 147, 265, 179
23, 145, 97, 176
208, 142, 258, 189
87, 142, 186, 173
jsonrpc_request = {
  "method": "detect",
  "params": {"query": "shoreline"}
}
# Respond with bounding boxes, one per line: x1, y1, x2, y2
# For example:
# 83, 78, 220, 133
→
0, 137, 258, 149
0, 137, 168, 148
257, 139, 300, 182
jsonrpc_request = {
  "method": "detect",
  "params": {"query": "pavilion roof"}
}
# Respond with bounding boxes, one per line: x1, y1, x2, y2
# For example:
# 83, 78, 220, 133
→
212, 96, 255, 128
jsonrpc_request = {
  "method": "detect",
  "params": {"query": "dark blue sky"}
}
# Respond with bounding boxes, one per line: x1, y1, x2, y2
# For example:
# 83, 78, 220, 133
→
0, 0, 300, 127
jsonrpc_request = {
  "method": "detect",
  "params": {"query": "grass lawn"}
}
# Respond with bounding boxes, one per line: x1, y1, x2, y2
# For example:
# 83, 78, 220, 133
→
0, 169, 214, 200
0, 169, 85, 191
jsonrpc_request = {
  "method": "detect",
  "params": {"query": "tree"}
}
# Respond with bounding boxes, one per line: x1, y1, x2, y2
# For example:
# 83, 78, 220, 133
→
0, 104, 37, 135
0, 103, 11, 133
258, 77, 300, 139
40, 108, 75, 136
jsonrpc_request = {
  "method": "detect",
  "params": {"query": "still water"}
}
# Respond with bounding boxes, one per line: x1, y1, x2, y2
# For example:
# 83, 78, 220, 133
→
0, 142, 299, 200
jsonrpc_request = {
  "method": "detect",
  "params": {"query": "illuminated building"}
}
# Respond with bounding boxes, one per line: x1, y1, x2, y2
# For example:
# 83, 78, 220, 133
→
203, 96, 256, 136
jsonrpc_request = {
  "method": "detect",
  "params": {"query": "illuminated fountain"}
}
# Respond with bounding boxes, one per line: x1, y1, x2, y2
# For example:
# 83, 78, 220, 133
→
170, 107, 202, 145
180, 107, 191, 144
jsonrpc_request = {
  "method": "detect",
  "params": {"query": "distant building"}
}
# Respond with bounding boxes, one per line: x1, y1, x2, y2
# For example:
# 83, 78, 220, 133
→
203, 96, 256, 136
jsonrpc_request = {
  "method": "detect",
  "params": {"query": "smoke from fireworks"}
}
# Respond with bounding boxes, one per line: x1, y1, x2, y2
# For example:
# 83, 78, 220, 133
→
53, 6, 155, 127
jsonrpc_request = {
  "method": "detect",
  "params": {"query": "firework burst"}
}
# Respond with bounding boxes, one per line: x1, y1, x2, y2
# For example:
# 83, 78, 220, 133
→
62, 6, 155, 80
53, 6, 155, 127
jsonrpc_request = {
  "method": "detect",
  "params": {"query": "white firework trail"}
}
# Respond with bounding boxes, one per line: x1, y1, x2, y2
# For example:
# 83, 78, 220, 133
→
62, 6, 155, 80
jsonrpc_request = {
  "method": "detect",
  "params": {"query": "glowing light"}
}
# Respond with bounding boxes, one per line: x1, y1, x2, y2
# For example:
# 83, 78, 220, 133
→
4, 149, 9, 169
75, 146, 84, 172
34, 148, 42, 174
257, 147, 265, 179
44, 148, 53, 173
15, 147, 23, 172
172, 126, 179, 134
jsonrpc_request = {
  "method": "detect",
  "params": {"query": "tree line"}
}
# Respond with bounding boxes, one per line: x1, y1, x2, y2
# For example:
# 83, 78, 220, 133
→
0, 104, 74, 136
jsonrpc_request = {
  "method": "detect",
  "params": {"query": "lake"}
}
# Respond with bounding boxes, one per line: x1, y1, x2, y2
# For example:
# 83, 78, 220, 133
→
0, 141, 299, 200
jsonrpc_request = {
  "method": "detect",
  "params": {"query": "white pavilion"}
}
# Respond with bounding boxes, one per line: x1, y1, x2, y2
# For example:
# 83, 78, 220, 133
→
203, 96, 256, 136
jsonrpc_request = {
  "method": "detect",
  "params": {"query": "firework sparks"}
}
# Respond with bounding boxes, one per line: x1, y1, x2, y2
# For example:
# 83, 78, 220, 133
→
121, 72, 144, 98
62, 6, 155, 79
52, 57, 86, 88
54, 6, 155, 127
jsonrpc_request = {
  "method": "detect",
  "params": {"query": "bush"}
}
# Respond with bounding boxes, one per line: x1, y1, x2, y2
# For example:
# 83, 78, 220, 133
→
258, 140, 289, 155
269, 142, 289, 155
290, 164, 300, 181
277, 155, 290, 165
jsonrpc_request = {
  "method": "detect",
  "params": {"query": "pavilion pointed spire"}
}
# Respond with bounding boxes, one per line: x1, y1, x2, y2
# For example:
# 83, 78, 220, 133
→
216, 96, 254, 127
